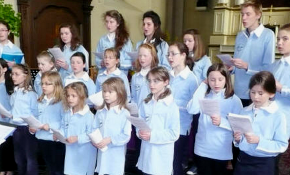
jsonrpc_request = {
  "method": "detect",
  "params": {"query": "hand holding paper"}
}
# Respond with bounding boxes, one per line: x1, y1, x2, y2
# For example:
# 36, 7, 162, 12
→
48, 48, 65, 60
217, 54, 234, 66
51, 128, 70, 144
21, 116, 43, 129
88, 129, 108, 152
0, 104, 12, 118
127, 116, 150, 131
199, 99, 220, 116
227, 113, 253, 134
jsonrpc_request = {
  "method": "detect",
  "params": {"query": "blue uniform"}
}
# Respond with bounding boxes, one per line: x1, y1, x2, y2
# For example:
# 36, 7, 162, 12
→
35, 97, 64, 141
234, 102, 288, 157
233, 24, 275, 99
94, 105, 131, 175
170, 66, 198, 135
0, 81, 11, 123
60, 105, 97, 175
267, 56, 290, 137
0, 40, 24, 64
131, 69, 150, 106
64, 72, 96, 96
95, 34, 133, 72
58, 45, 89, 79
192, 55, 212, 84
136, 38, 171, 70
95, 68, 130, 101
187, 82, 243, 160
137, 95, 180, 175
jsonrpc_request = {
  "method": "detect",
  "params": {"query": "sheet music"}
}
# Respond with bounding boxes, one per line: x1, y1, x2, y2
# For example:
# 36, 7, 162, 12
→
199, 99, 220, 116
88, 129, 108, 152
0, 124, 16, 145
51, 128, 70, 144
127, 103, 138, 117
217, 54, 234, 66
227, 113, 253, 134
126, 51, 138, 61
48, 48, 65, 60
0, 104, 12, 118
88, 91, 104, 107
93, 52, 104, 60
127, 116, 150, 131
21, 116, 43, 129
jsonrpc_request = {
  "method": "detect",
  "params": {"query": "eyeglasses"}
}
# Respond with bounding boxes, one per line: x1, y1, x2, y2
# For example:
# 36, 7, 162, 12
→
41, 82, 53, 86
147, 79, 162, 84
166, 52, 180, 58
0, 29, 8, 32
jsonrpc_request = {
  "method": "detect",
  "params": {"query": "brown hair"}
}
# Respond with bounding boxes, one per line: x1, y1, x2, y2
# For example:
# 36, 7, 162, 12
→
103, 10, 129, 51
144, 67, 171, 103
99, 77, 128, 110
104, 48, 120, 68
58, 23, 81, 51
135, 43, 159, 72
63, 82, 88, 111
249, 71, 276, 95
280, 23, 290, 32
206, 63, 234, 99
169, 42, 193, 69
38, 71, 63, 104
12, 64, 33, 92
241, 0, 262, 20
182, 29, 206, 62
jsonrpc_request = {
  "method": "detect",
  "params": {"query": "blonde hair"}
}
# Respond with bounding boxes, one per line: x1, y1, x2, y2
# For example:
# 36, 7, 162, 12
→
63, 82, 88, 111
280, 23, 290, 32
38, 71, 63, 104
12, 64, 33, 92
104, 48, 120, 68
135, 43, 159, 72
99, 77, 128, 110
37, 51, 55, 65
241, 0, 262, 20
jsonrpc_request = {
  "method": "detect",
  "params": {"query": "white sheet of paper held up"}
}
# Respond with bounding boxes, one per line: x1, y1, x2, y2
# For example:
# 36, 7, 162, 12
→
93, 52, 104, 60
127, 116, 150, 131
88, 91, 104, 107
0, 104, 12, 118
0, 124, 16, 145
127, 103, 138, 117
51, 128, 70, 145
48, 48, 65, 60
126, 51, 138, 61
88, 129, 108, 152
217, 54, 234, 66
21, 116, 43, 129
227, 113, 253, 134
199, 99, 220, 116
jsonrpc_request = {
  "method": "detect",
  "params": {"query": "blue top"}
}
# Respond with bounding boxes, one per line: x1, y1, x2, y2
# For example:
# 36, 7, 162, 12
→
136, 38, 171, 70
95, 34, 133, 70
187, 82, 243, 160
0, 40, 24, 64
95, 68, 131, 101
94, 105, 131, 175
169, 66, 199, 135
35, 97, 64, 141
192, 55, 212, 84
131, 69, 150, 106
137, 95, 180, 175
233, 24, 275, 99
235, 102, 288, 157
0, 81, 11, 123
64, 72, 96, 96
267, 56, 290, 137
60, 105, 97, 175
58, 45, 89, 79
10, 87, 38, 126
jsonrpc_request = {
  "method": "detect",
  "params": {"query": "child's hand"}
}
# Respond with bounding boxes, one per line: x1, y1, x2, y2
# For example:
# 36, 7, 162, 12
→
231, 58, 248, 70
139, 130, 151, 141
56, 59, 68, 70
66, 136, 78, 143
211, 115, 221, 126
41, 124, 50, 131
244, 133, 259, 144
53, 134, 58, 141
95, 137, 111, 149
29, 127, 37, 134
276, 80, 282, 92
234, 132, 242, 142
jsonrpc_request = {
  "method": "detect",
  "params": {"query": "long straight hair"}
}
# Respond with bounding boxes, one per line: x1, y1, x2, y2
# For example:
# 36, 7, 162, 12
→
63, 82, 88, 111
0, 58, 13, 95
135, 43, 159, 72
12, 64, 33, 92
58, 23, 81, 51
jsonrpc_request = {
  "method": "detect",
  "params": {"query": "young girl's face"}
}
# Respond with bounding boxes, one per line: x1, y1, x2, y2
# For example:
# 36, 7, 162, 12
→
138, 47, 153, 69
167, 45, 185, 69
37, 57, 54, 73
66, 88, 80, 108
105, 16, 119, 33
104, 52, 119, 70
241, 6, 261, 31
208, 71, 226, 93
143, 17, 155, 39
277, 29, 290, 57
147, 73, 168, 99
71, 56, 85, 74
60, 27, 72, 45
11, 68, 26, 87
41, 77, 54, 98
250, 84, 274, 108
183, 34, 195, 52
103, 88, 118, 107
0, 23, 10, 43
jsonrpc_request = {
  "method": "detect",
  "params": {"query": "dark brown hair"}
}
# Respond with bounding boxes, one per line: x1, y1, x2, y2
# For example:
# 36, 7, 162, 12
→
0, 58, 13, 95
249, 71, 276, 94
241, 0, 262, 20
280, 23, 290, 32
58, 23, 81, 51
169, 42, 193, 69
135, 43, 159, 72
12, 64, 33, 92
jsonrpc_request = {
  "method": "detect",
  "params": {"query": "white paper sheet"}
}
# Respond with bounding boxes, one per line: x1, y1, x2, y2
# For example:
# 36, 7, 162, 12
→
0, 104, 12, 118
126, 51, 138, 61
88, 91, 104, 107
199, 99, 220, 116
217, 54, 234, 66
127, 103, 138, 117
227, 113, 253, 134
21, 116, 43, 129
93, 52, 104, 60
88, 129, 108, 152
48, 48, 65, 60
0, 124, 16, 145
127, 116, 150, 131
51, 128, 70, 144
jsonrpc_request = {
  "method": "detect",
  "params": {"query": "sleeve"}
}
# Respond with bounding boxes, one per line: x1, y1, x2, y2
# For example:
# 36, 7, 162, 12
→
95, 76, 101, 93
110, 111, 132, 146
78, 113, 94, 144
280, 86, 290, 97
131, 75, 137, 104
87, 79, 96, 96
95, 38, 104, 69
158, 41, 171, 70
150, 104, 180, 144
122, 75, 131, 102
135, 40, 142, 51
186, 82, 207, 114
30, 92, 39, 118
202, 56, 212, 81
256, 113, 288, 155
119, 39, 133, 70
